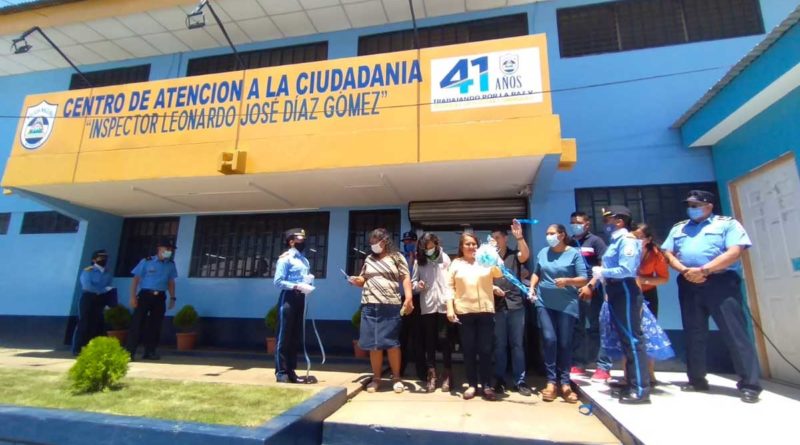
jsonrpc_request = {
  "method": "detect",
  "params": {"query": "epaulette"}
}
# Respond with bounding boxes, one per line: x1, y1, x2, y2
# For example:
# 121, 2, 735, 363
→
279, 252, 290, 259
714, 215, 733, 221
625, 233, 638, 239
672, 219, 689, 227
84, 266, 93, 271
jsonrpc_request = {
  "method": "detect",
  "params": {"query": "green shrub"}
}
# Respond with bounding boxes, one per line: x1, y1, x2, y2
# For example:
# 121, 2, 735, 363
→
104, 305, 131, 330
265, 305, 279, 333
351, 308, 361, 333
173, 305, 199, 332
68, 336, 129, 393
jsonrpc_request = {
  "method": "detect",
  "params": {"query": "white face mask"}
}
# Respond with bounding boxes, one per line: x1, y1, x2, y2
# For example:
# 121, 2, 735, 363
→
546, 234, 560, 248
371, 242, 384, 254
425, 247, 436, 256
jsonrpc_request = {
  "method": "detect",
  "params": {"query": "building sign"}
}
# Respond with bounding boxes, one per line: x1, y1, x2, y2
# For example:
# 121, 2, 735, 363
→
20, 101, 57, 150
430, 47, 543, 112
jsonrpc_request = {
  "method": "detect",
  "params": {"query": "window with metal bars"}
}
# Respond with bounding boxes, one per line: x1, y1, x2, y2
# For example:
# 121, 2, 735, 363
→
358, 13, 528, 55
189, 212, 329, 278
574, 182, 720, 243
115, 217, 180, 277
186, 42, 329, 76
69, 64, 151, 90
557, 0, 764, 58
20, 211, 79, 234
0, 213, 10, 235
346, 209, 401, 275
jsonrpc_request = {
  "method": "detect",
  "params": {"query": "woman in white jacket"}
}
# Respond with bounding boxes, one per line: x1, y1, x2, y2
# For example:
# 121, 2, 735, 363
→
411, 232, 454, 393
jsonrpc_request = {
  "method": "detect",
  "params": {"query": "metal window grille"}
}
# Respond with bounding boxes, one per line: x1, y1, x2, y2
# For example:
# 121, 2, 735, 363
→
574, 182, 720, 243
0, 213, 10, 234
346, 209, 401, 275
358, 13, 528, 55
189, 212, 329, 278
186, 42, 329, 76
557, 0, 764, 58
69, 64, 151, 90
20, 211, 79, 234
115, 217, 179, 277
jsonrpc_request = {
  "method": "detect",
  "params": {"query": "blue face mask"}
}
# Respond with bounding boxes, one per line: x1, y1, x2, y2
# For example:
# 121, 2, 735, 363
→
604, 223, 616, 234
687, 207, 705, 220
546, 234, 560, 247
571, 224, 585, 236
403, 243, 416, 254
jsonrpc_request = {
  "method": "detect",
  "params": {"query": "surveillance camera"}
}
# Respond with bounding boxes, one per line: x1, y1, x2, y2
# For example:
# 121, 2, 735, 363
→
516, 185, 531, 197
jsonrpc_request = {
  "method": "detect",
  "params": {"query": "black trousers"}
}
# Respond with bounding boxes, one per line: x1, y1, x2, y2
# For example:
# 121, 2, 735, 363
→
275, 290, 305, 377
459, 313, 495, 388
678, 272, 761, 391
420, 312, 455, 371
127, 291, 166, 356
72, 292, 107, 355
400, 293, 426, 380
606, 278, 650, 396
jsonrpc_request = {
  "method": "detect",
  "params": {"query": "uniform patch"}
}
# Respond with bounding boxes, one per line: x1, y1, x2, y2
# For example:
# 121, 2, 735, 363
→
623, 245, 636, 257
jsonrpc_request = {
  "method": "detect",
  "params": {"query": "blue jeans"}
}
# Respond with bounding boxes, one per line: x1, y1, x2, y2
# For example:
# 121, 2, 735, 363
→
573, 285, 612, 371
537, 307, 576, 385
459, 313, 495, 389
494, 307, 526, 386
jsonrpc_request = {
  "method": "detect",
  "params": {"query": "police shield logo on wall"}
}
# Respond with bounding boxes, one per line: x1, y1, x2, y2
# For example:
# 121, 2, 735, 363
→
430, 47, 542, 112
20, 101, 57, 150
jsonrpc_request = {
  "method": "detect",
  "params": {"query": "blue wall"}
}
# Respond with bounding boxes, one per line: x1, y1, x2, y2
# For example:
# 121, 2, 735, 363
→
1, 0, 798, 335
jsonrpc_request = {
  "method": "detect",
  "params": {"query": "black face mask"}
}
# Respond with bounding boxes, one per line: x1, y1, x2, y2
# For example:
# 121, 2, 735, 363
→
96, 258, 108, 267
294, 242, 306, 253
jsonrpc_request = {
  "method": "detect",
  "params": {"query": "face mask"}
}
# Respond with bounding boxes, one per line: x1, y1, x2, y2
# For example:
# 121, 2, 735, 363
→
571, 224, 585, 236
604, 223, 616, 234
294, 242, 306, 253
546, 234, 560, 247
162, 250, 173, 259
371, 242, 384, 254
687, 207, 705, 220
425, 247, 437, 257
95, 258, 108, 267
403, 243, 415, 254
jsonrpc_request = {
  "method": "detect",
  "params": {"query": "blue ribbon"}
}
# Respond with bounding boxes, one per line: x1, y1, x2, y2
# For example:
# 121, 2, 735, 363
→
302, 296, 326, 381
515, 218, 539, 224
579, 403, 593, 415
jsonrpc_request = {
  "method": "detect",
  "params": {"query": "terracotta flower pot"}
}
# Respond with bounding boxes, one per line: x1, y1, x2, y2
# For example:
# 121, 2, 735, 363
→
266, 337, 276, 354
353, 339, 369, 359
176, 332, 197, 351
107, 330, 128, 346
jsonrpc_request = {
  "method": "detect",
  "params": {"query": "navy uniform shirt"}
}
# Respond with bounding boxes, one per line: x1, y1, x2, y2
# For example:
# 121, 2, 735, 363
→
571, 232, 608, 277
80, 264, 113, 294
661, 214, 752, 271
273, 248, 310, 291
600, 228, 642, 279
131, 257, 177, 292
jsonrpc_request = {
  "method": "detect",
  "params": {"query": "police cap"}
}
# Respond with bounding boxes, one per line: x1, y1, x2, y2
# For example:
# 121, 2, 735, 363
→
284, 228, 306, 242
156, 238, 176, 249
401, 231, 417, 242
602, 205, 632, 218
683, 190, 715, 204
91, 249, 108, 259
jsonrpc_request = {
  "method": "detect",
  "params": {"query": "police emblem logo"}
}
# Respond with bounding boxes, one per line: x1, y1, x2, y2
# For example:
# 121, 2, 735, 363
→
623, 244, 636, 257
21, 101, 57, 150
500, 54, 519, 75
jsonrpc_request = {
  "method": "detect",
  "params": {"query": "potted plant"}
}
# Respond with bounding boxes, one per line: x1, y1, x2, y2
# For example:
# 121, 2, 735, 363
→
173, 305, 199, 351
104, 305, 131, 345
352, 307, 368, 359
265, 305, 279, 354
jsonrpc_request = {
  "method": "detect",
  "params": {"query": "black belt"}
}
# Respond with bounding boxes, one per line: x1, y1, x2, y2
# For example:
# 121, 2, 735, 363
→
605, 277, 636, 284
140, 289, 166, 296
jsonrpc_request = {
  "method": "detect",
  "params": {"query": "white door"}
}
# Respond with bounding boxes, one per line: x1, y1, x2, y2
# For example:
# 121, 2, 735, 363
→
734, 154, 800, 386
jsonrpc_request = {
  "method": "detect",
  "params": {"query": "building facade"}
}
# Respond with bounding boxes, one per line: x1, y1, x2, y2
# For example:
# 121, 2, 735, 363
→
0, 0, 796, 365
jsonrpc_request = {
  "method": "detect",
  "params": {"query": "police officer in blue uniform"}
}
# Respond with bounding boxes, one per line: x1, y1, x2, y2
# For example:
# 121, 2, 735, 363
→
662, 190, 761, 403
593, 206, 651, 404
273, 228, 315, 383
126, 239, 178, 360
72, 249, 115, 355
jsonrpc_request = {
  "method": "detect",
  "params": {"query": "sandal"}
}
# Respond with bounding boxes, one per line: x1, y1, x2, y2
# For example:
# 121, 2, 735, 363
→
541, 382, 557, 402
393, 380, 405, 393
561, 384, 579, 404
440, 369, 452, 393
463, 386, 477, 400
366, 380, 379, 393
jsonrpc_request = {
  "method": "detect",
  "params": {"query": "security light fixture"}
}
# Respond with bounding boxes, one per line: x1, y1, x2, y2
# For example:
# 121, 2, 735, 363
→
186, 0, 245, 70
11, 26, 91, 87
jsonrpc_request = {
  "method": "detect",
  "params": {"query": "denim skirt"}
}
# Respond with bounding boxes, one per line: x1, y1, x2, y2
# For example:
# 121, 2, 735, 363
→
358, 303, 402, 350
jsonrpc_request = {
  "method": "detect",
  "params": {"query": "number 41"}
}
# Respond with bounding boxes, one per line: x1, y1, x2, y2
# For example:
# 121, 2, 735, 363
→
439, 56, 489, 94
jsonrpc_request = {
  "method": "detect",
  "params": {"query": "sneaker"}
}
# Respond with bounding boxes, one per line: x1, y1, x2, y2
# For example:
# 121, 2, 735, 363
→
591, 369, 611, 383
514, 382, 533, 397
569, 366, 586, 376
493, 381, 506, 394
